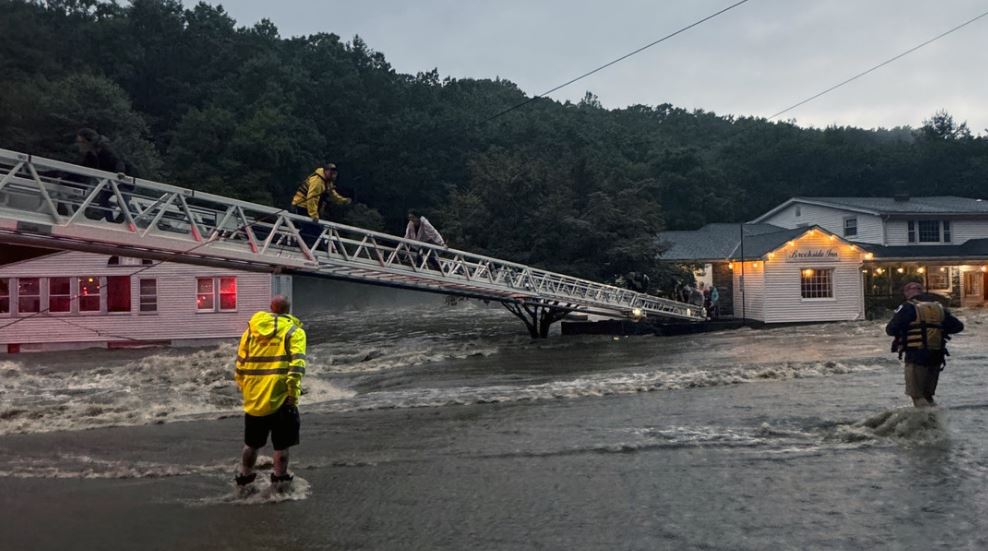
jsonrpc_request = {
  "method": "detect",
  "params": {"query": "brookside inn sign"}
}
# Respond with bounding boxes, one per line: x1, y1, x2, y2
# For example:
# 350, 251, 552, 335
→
785, 248, 839, 262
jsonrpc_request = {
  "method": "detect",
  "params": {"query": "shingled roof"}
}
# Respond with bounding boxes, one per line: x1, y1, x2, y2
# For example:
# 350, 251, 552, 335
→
753, 196, 988, 222
658, 223, 829, 262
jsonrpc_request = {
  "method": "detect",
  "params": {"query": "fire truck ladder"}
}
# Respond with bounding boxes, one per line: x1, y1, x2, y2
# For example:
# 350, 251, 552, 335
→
0, 149, 705, 337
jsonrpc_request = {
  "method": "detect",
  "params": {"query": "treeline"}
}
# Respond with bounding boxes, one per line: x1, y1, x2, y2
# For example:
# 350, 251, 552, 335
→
2, 0, 988, 289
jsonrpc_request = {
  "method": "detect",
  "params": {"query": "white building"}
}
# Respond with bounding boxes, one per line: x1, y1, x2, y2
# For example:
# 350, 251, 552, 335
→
0, 249, 290, 353
659, 195, 988, 323
752, 196, 988, 307
659, 224, 865, 324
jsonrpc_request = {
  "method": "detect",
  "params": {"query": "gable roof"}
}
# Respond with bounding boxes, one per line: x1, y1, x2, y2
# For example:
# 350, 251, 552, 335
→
657, 223, 784, 262
752, 196, 988, 222
658, 224, 850, 262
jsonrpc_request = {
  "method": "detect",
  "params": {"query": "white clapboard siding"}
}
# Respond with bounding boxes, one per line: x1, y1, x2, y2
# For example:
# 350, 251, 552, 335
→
0, 251, 272, 346
762, 233, 864, 323
760, 203, 884, 244
732, 263, 765, 321
886, 219, 988, 246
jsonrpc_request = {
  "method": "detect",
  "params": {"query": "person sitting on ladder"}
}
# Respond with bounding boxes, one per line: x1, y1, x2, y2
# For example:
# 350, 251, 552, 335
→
404, 210, 446, 272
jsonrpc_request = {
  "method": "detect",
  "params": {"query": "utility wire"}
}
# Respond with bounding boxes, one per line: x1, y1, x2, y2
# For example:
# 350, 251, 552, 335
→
478, 0, 753, 125
769, 8, 988, 120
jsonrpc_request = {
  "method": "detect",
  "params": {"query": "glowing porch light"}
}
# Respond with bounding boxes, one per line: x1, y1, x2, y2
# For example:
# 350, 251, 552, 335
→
875, 268, 885, 275
728, 262, 734, 271
940, 267, 947, 272
917, 267, 926, 274
864, 253, 874, 260
896, 267, 905, 274
982, 266, 988, 273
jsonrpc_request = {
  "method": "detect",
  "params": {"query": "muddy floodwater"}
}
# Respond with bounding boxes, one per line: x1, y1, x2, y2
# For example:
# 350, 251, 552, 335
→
1, 302, 987, 550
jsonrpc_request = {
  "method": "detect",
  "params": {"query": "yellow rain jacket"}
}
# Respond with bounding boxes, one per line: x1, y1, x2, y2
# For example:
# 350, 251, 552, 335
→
291, 167, 349, 219
235, 311, 307, 416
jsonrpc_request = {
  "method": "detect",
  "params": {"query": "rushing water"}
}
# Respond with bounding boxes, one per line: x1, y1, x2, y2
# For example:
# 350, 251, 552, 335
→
1, 302, 987, 550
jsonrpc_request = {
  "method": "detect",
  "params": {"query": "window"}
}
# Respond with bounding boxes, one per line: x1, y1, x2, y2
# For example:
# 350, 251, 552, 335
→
219, 277, 237, 311
0, 278, 8, 314
927, 269, 950, 290
843, 217, 858, 237
196, 276, 239, 312
49, 277, 72, 313
907, 221, 916, 243
196, 278, 215, 311
795, 205, 801, 217
918, 220, 940, 242
17, 278, 41, 313
106, 276, 131, 313
800, 268, 834, 299
79, 276, 101, 312
139, 279, 157, 313
943, 221, 951, 243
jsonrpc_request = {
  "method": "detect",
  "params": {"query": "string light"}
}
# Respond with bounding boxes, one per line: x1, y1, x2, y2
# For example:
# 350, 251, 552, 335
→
802, 268, 815, 277
896, 267, 905, 274
917, 267, 926, 274
787, 241, 796, 247
767, 252, 775, 259
939, 267, 947, 272
864, 253, 874, 260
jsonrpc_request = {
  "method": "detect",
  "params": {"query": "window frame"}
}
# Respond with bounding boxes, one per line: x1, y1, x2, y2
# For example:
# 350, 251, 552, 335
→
78, 276, 102, 314
16, 277, 41, 315
842, 216, 858, 238
907, 221, 916, 243
196, 277, 216, 312
917, 220, 941, 243
105, 275, 132, 314
196, 276, 240, 313
47, 277, 73, 314
800, 267, 835, 301
0, 278, 9, 316
139, 278, 158, 314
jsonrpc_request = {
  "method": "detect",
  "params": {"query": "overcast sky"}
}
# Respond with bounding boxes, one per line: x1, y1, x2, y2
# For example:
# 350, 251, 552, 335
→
192, 0, 988, 132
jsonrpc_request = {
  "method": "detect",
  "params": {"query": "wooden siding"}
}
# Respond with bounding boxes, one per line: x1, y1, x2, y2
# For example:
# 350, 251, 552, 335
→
0, 251, 273, 345
886, 218, 988, 246
761, 203, 884, 244
732, 262, 765, 321
761, 233, 865, 323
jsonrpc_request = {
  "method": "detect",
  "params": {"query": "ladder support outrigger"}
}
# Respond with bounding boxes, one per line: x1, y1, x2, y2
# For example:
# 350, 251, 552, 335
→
503, 300, 574, 339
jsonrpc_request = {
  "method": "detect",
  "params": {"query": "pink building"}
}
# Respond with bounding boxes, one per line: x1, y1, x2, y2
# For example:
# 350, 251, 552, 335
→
0, 250, 290, 353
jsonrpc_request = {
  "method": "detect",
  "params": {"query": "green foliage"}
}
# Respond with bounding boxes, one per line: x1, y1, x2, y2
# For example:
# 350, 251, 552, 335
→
2, 0, 988, 292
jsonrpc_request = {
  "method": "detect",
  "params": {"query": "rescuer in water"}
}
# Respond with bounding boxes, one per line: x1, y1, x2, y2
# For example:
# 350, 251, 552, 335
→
885, 281, 964, 408
234, 295, 307, 490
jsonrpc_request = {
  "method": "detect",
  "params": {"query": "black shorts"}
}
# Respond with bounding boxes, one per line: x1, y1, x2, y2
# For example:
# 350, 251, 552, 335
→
244, 403, 300, 451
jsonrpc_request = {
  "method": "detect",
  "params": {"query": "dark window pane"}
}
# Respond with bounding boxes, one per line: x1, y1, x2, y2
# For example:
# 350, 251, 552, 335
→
18, 278, 39, 296
918, 220, 940, 242
49, 297, 71, 313
50, 277, 70, 295
79, 277, 100, 312
18, 297, 40, 313
107, 276, 130, 312
0, 298, 8, 314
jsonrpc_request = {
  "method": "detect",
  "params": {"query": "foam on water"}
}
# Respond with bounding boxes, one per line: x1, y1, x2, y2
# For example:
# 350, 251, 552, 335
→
0, 344, 354, 435
318, 359, 889, 413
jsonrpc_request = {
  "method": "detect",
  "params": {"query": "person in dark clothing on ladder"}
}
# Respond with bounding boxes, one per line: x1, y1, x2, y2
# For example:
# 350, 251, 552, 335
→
885, 281, 964, 408
76, 128, 133, 222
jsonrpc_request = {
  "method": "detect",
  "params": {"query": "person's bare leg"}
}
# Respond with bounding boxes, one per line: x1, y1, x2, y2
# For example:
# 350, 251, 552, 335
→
240, 445, 258, 476
273, 448, 290, 477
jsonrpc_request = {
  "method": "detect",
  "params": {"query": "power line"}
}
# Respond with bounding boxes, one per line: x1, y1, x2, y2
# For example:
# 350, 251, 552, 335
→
479, 0, 753, 125
769, 8, 988, 120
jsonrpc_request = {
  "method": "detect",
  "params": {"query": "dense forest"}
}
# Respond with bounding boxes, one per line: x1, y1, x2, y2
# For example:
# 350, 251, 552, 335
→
2, 0, 988, 289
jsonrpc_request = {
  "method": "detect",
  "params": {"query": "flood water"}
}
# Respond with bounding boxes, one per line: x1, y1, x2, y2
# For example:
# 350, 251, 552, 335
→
1, 302, 987, 550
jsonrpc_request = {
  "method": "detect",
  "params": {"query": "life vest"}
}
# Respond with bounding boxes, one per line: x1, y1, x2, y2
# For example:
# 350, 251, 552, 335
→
904, 299, 945, 351
293, 168, 328, 205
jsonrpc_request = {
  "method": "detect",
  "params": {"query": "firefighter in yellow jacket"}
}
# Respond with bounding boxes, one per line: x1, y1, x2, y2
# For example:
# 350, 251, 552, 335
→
292, 163, 351, 222
234, 295, 307, 488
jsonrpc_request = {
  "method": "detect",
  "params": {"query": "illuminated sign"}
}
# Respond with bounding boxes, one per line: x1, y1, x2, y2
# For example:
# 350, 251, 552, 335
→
785, 248, 838, 262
